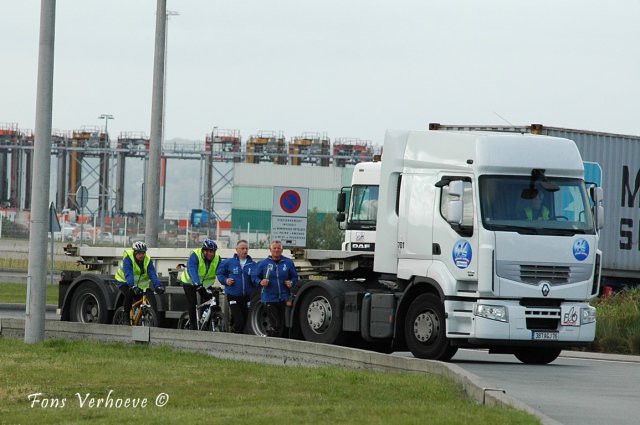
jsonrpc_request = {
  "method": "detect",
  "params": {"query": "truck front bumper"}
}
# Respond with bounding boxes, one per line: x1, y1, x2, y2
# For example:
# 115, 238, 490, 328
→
466, 299, 596, 345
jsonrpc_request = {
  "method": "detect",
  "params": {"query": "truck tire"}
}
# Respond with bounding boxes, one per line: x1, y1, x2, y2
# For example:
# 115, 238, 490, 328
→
404, 293, 457, 361
514, 347, 561, 364
70, 283, 108, 324
299, 287, 343, 344
247, 292, 269, 337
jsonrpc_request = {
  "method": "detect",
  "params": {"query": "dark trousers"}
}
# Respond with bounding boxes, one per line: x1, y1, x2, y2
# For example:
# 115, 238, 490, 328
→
264, 301, 286, 337
183, 285, 211, 330
227, 295, 250, 334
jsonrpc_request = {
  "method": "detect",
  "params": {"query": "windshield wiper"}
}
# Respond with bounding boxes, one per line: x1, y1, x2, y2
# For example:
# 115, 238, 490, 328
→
486, 224, 539, 234
348, 222, 376, 230
539, 228, 587, 236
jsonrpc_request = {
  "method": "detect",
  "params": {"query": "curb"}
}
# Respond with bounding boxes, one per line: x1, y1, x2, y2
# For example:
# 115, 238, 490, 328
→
560, 350, 640, 363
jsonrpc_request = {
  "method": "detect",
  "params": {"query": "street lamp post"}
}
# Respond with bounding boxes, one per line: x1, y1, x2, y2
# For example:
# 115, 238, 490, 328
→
98, 114, 113, 228
161, 10, 178, 221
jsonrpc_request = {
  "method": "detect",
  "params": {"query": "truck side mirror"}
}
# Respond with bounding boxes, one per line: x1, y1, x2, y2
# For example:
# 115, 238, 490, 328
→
595, 206, 604, 230
337, 191, 346, 213
447, 180, 464, 225
590, 187, 604, 230
336, 212, 346, 223
448, 180, 463, 197
590, 186, 603, 203
447, 199, 463, 225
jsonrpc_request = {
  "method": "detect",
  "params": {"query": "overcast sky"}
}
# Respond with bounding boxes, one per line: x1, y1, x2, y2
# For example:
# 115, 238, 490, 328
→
2, 0, 640, 147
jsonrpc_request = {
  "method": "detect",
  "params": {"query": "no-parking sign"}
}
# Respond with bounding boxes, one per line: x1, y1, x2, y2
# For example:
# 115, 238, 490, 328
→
272, 187, 309, 246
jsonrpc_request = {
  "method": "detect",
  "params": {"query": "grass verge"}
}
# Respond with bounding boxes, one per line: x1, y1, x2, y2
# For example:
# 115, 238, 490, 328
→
590, 287, 640, 354
0, 338, 539, 425
0, 282, 58, 305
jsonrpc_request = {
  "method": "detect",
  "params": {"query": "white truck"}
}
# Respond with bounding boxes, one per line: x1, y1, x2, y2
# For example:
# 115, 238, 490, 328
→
337, 161, 379, 252
58, 128, 602, 364
330, 128, 603, 363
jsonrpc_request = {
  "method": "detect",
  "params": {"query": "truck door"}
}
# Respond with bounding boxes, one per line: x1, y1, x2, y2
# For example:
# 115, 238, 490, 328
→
397, 173, 436, 279
432, 176, 479, 288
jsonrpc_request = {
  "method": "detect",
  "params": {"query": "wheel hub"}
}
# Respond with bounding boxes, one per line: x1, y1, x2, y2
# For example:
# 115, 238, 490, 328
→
413, 311, 439, 342
307, 296, 333, 334
80, 294, 99, 322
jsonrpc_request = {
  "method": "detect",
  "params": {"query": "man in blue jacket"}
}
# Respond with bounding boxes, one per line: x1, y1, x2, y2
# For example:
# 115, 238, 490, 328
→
114, 241, 164, 325
251, 240, 298, 337
181, 239, 221, 330
217, 239, 256, 334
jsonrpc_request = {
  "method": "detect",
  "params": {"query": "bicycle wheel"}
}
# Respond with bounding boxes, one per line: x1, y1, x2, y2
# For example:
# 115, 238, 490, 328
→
140, 306, 159, 327
112, 307, 127, 325
177, 311, 191, 330
210, 311, 225, 332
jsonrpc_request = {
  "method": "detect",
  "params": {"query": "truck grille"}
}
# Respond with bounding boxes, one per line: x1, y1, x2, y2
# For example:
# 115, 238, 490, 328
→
520, 265, 570, 285
496, 261, 592, 285
525, 308, 560, 330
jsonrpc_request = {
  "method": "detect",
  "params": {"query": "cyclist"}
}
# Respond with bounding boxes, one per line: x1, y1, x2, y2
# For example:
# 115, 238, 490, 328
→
114, 241, 165, 325
216, 239, 256, 333
181, 239, 221, 330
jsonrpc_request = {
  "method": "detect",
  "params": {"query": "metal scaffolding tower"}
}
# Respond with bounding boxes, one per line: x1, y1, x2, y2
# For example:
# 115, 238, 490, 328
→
0, 124, 379, 224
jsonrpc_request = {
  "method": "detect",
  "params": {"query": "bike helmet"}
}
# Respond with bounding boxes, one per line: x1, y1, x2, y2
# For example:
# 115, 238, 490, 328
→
202, 239, 217, 251
132, 241, 148, 253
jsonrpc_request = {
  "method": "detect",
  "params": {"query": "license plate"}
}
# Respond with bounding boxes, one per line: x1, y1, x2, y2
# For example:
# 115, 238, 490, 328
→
532, 331, 559, 341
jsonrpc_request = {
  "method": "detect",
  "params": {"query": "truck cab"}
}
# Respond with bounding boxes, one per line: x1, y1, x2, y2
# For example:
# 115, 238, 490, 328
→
373, 130, 602, 362
337, 161, 380, 252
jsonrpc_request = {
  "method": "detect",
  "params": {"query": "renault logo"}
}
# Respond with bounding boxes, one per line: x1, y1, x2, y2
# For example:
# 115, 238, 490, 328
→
540, 282, 551, 297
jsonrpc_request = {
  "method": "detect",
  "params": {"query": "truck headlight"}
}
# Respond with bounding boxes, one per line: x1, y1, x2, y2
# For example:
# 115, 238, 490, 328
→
581, 306, 596, 325
474, 304, 508, 322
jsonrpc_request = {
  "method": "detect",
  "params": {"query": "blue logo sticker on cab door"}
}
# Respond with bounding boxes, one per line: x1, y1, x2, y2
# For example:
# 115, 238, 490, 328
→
573, 239, 590, 261
452, 240, 472, 269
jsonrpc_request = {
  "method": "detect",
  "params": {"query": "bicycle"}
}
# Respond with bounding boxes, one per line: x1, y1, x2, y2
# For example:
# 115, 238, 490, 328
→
178, 286, 229, 332
112, 288, 159, 327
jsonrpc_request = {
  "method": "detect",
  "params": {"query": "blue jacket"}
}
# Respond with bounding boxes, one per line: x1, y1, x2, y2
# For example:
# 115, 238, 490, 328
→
216, 254, 256, 297
251, 255, 298, 303
183, 249, 220, 286
118, 255, 161, 290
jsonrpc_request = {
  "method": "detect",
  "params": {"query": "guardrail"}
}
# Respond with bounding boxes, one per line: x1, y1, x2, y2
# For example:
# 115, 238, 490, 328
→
0, 319, 560, 425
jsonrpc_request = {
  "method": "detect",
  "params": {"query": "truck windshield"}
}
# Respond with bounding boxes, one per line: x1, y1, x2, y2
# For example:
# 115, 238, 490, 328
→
347, 185, 379, 230
479, 175, 596, 235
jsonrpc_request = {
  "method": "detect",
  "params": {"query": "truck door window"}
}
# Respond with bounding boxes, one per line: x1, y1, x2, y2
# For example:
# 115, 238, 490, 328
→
440, 180, 474, 236
348, 185, 379, 229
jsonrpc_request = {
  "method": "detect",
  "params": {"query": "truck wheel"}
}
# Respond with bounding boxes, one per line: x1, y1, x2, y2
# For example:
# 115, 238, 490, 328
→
248, 297, 269, 337
70, 284, 108, 324
404, 293, 457, 361
514, 347, 561, 364
299, 288, 343, 344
